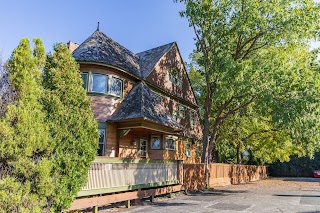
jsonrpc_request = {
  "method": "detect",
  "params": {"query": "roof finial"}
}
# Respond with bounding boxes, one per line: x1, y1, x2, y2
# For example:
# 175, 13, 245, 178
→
97, 22, 100, 31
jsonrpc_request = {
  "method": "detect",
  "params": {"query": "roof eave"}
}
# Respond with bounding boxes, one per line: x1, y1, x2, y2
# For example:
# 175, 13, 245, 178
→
76, 60, 143, 80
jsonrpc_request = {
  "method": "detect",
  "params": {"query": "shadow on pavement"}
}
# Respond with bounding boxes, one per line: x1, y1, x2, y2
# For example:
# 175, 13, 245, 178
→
297, 212, 320, 213
145, 201, 196, 207
191, 189, 248, 195
280, 177, 320, 183
274, 194, 320, 198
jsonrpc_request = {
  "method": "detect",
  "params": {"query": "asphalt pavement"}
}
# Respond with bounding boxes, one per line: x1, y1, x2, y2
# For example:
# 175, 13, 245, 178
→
116, 177, 320, 213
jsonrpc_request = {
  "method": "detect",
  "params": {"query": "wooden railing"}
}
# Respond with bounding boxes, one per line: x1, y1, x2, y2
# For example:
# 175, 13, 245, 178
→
78, 158, 181, 197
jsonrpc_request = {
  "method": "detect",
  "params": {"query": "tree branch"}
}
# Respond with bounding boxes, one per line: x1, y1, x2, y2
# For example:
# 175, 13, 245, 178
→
242, 129, 279, 142
234, 32, 264, 60
241, 42, 269, 60
221, 96, 256, 120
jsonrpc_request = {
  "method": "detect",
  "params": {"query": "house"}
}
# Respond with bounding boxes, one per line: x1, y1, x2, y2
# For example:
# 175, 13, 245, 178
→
68, 30, 203, 210
69, 29, 203, 163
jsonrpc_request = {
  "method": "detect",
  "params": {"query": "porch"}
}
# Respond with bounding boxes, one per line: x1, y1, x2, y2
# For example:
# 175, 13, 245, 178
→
70, 158, 183, 210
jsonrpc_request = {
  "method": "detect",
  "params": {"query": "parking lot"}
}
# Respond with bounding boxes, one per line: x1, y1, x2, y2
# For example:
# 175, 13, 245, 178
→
115, 178, 320, 213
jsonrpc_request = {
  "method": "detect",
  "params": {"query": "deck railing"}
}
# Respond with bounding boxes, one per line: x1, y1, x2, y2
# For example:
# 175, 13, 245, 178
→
78, 158, 181, 197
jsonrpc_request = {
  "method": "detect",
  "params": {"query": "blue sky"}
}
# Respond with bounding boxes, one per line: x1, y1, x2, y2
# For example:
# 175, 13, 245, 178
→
0, 0, 195, 62
0, 0, 319, 63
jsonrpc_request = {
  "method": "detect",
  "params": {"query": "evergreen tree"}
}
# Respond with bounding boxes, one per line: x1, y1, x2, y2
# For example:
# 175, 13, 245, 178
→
0, 38, 53, 212
43, 43, 98, 211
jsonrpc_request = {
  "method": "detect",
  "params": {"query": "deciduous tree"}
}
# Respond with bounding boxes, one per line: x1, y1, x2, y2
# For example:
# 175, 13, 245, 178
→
178, 0, 320, 170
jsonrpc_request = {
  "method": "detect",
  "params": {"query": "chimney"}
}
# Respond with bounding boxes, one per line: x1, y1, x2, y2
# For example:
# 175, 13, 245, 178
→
67, 41, 79, 53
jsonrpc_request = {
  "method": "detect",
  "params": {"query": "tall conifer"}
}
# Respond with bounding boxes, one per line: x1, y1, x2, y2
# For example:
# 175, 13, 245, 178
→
0, 38, 53, 212
43, 43, 98, 211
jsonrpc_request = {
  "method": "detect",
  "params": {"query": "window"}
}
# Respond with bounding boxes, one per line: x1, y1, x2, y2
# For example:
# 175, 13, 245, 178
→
169, 69, 182, 88
165, 136, 176, 150
81, 71, 123, 97
190, 110, 195, 127
186, 140, 191, 157
97, 129, 106, 156
139, 139, 148, 158
172, 110, 177, 121
151, 136, 161, 149
197, 144, 202, 158
110, 77, 123, 97
179, 105, 185, 119
92, 74, 108, 93
81, 73, 88, 89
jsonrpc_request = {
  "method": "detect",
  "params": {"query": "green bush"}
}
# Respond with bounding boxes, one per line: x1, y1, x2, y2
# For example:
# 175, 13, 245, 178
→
268, 152, 320, 177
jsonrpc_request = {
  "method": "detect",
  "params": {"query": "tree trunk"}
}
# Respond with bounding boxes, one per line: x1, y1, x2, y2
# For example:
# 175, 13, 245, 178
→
201, 82, 212, 188
236, 142, 242, 164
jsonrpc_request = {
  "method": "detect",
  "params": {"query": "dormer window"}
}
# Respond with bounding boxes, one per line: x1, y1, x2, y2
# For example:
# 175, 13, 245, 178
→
81, 71, 123, 98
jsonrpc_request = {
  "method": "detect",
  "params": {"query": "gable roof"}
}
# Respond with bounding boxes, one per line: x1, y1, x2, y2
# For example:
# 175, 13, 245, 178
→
110, 82, 182, 130
72, 30, 141, 77
137, 42, 174, 78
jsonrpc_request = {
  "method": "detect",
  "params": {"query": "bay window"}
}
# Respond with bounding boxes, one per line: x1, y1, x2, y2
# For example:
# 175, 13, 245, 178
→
110, 77, 123, 97
81, 71, 123, 97
81, 73, 88, 89
92, 74, 108, 93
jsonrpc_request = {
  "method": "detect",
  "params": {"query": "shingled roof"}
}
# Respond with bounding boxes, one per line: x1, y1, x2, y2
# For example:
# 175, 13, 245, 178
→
137, 42, 174, 78
110, 82, 182, 130
72, 30, 141, 77
72, 30, 176, 79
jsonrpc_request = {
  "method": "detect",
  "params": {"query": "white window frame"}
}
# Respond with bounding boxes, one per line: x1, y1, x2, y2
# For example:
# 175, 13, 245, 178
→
139, 138, 148, 158
98, 129, 106, 156
81, 71, 124, 98
81, 73, 88, 89
91, 73, 108, 94
165, 136, 176, 150
109, 75, 123, 98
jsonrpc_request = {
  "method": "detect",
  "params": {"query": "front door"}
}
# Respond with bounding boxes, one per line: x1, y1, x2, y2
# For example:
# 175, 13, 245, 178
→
139, 139, 148, 158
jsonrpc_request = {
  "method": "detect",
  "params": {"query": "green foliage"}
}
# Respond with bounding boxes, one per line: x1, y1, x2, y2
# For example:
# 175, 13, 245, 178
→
269, 152, 320, 177
0, 40, 98, 212
179, 0, 320, 164
42, 43, 98, 211
0, 38, 53, 212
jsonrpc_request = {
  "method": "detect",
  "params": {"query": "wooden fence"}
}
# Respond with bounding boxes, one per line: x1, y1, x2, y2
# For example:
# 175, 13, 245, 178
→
183, 163, 267, 190
70, 161, 266, 211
